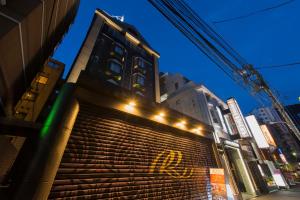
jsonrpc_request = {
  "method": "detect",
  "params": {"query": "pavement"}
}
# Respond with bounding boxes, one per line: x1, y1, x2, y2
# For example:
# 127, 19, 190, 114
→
250, 185, 300, 200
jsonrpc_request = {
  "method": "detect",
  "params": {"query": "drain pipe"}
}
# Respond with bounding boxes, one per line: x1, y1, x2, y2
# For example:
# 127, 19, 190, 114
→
13, 83, 79, 200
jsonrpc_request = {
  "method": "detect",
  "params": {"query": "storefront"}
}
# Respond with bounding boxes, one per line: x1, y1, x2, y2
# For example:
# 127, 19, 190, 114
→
223, 141, 257, 197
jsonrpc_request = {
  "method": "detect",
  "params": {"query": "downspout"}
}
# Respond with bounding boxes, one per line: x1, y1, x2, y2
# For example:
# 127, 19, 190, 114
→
13, 83, 79, 200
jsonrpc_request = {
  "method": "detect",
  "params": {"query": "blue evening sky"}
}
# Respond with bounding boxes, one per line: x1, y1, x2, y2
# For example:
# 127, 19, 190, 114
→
53, 0, 300, 114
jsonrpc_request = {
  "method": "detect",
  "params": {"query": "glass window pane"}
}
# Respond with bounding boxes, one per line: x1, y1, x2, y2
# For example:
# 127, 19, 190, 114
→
114, 45, 124, 56
109, 61, 122, 73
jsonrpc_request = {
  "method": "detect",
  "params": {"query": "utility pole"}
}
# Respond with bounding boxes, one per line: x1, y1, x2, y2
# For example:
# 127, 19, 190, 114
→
148, 0, 300, 141
241, 65, 300, 141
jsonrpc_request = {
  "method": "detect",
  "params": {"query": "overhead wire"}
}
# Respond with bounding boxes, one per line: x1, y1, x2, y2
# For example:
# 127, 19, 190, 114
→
256, 61, 300, 69
177, 0, 248, 65
149, 0, 262, 104
149, 0, 237, 80
213, 0, 296, 24
159, 0, 241, 72
149, 0, 274, 107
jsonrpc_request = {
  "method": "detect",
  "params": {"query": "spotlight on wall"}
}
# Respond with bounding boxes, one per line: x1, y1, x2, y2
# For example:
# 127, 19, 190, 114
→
175, 120, 186, 129
153, 111, 166, 122
191, 126, 203, 135
124, 100, 136, 112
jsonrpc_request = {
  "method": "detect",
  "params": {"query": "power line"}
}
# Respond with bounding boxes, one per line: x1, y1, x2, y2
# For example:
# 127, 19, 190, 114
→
213, 0, 296, 24
256, 61, 300, 69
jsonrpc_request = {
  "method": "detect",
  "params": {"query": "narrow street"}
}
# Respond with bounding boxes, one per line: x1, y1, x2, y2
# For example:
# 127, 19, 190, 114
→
251, 185, 300, 200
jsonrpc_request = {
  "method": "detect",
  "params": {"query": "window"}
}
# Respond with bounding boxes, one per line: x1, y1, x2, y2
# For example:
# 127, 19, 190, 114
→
192, 99, 196, 108
134, 57, 150, 71
175, 82, 179, 90
114, 44, 125, 56
108, 60, 122, 74
136, 75, 145, 86
92, 55, 100, 63
133, 74, 145, 88
36, 75, 48, 84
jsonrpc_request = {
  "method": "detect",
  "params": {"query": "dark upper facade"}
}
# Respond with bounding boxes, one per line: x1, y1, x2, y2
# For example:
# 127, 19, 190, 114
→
0, 0, 80, 116
67, 9, 160, 103
285, 104, 300, 133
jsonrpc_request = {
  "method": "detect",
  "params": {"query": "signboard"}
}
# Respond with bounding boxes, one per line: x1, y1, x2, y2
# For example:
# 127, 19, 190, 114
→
227, 98, 251, 138
260, 125, 276, 147
245, 115, 269, 148
210, 168, 227, 200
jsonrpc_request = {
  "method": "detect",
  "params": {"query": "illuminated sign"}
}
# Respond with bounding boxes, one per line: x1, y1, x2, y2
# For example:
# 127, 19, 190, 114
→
210, 168, 227, 200
260, 125, 276, 147
245, 115, 269, 148
227, 98, 251, 138
149, 150, 193, 178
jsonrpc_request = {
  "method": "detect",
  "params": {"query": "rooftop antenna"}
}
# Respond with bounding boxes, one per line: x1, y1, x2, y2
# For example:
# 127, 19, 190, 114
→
111, 15, 125, 22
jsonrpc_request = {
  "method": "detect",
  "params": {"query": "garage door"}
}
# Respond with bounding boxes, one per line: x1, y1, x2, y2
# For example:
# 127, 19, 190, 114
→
49, 103, 217, 199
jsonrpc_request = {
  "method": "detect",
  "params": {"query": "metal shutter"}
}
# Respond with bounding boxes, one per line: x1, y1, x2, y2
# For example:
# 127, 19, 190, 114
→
49, 103, 217, 199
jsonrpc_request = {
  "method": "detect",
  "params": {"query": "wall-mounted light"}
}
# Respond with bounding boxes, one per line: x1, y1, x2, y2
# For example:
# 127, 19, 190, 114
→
175, 120, 186, 130
153, 111, 166, 123
124, 100, 136, 113
191, 126, 203, 134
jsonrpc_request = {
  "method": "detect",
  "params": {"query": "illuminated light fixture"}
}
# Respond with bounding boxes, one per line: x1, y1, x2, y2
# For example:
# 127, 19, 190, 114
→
175, 120, 187, 129
191, 126, 203, 134
124, 100, 136, 112
153, 111, 166, 123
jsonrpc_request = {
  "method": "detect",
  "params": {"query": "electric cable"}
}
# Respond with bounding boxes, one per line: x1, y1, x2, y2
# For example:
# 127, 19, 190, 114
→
213, 0, 296, 24
256, 61, 300, 69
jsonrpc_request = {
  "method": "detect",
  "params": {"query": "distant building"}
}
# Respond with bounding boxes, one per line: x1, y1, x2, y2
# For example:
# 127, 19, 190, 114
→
67, 9, 160, 103
252, 107, 283, 124
285, 104, 300, 133
160, 72, 190, 102
0, 0, 80, 116
252, 107, 300, 162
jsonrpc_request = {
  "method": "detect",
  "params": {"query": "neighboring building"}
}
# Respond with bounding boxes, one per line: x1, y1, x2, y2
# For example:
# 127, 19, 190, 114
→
67, 9, 160, 103
245, 115, 287, 190
226, 98, 272, 194
285, 104, 300, 133
252, 107, 300, 162
0, 58, 65, 185
14, 58, 65, 122
0, 0, 80, 116
160, 72, 190, 102
160, 73, 260, 198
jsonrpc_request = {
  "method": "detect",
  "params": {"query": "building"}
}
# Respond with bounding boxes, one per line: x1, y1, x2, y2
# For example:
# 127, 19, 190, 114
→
160, 72, 190, 102
0, 58, 65, 185
67, 9, 160, 103
0, 0, 80, 117
252, 107, 300, 162
245, 115, 288, 190
2, 10, 222, 199
285, 104, 300, 133
160, 72, 261, 198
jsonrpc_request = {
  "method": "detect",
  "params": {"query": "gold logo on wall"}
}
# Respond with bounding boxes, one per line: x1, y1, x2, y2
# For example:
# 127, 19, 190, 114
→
149, 150, 193, 178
